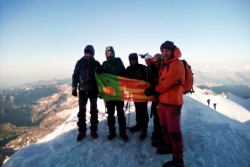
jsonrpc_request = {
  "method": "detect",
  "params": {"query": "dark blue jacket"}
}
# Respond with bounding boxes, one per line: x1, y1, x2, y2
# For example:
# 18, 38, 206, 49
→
72, 56, 101, 91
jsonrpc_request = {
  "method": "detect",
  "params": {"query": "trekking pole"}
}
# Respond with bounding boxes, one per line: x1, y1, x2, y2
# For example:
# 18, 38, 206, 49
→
104, 100, 108, 114
150, 104, 153, 118
126, 92, 132, 129
126, 100, 130, 129
148, 96, 153, 118
125, 101, 129, 109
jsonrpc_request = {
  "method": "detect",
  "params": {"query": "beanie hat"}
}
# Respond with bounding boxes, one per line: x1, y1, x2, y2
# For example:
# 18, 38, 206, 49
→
160, 41, 176, 51
84, 45, 95, 55
145, 54, 152, 59
154, 53, 162, 58
129, 53, 138, 61
105, 46, 115, 57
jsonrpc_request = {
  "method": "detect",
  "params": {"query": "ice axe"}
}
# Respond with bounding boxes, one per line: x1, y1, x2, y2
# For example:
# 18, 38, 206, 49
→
125, 101, 129, 109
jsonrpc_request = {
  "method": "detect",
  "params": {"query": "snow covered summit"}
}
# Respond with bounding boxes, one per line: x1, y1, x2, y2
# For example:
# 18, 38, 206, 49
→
3, 91, 250, 167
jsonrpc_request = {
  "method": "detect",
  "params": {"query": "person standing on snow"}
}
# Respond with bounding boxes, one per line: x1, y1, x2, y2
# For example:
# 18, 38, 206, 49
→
155, 41, 185, 167
207, 99, 211, 107
72, 45, 101, 141
124, 53, 149, 140
144, 54, 165, 147
96, 46, 128, 141
213, 103, 217, 110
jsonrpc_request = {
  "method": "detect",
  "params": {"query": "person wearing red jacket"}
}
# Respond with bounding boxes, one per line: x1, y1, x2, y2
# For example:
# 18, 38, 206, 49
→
155, 41, 185, 167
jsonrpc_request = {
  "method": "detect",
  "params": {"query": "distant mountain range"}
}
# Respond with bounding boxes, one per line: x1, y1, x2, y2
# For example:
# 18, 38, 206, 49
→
194, 65, 250, 86
193, 65, 250, 99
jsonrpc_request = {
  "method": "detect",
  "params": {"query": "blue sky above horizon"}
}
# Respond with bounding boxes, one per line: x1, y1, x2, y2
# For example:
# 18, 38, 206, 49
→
0, 0, 250, 88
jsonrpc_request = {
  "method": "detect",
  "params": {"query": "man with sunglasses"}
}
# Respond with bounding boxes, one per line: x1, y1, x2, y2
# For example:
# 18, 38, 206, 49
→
72, 45, 101, 141
143, 54, 164, 146
144, 54, 170, 150
144, 54, 158, 83
125, 53, 149, 140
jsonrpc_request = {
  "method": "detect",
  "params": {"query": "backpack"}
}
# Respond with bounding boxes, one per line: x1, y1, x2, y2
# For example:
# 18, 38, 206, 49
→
181, 59, 194, 94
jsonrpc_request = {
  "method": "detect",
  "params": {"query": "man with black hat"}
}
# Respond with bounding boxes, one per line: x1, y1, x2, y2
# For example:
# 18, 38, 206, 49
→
155, 41, 185, 167
96, 46, 128, 141
72, 45, 101, 141
124, 53, 149, 140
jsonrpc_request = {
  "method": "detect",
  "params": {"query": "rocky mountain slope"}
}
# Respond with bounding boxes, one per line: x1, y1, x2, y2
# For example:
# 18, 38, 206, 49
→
0, 80, 78, 165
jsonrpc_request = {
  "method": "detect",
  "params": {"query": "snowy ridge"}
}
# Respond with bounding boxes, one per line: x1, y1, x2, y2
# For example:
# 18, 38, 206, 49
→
225, 93, 250, 112
3, 92, 250, 167
190, 93, 250, 123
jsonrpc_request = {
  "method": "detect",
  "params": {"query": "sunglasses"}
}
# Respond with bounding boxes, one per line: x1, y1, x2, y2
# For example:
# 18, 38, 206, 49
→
154, 58, 163, 63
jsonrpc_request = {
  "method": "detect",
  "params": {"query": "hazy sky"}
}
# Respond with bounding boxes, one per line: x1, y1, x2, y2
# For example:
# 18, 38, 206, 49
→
0, 0, 250, 88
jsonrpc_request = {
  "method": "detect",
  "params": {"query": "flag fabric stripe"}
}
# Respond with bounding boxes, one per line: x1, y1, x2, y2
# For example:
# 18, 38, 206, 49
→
121, 92, 146, 96
119, 84, 150, 89
119, 87, 147, 93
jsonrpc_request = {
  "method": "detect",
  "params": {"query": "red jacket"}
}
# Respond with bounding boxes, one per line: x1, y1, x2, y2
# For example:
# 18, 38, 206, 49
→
155, 47, 185, 105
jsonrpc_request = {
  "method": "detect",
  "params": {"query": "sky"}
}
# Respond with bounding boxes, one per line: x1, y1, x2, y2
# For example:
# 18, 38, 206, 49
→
1, 0, 250, 88
2, 87, 250, 167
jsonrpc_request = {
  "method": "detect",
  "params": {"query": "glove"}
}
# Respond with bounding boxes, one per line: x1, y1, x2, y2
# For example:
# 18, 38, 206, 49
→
72, 90, 77, 97
95, 67, 103, 74
144, 87, 155, 96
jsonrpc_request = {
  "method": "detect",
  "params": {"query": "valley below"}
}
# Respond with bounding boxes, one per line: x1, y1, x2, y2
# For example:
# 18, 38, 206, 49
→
0, 79, 78, 166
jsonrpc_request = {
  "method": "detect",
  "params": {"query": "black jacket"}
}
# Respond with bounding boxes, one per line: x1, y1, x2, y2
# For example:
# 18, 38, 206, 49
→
72, 56, 101, 91
102, 57, 125, 76
124, 64, 147, 80
146, 64, 159, 86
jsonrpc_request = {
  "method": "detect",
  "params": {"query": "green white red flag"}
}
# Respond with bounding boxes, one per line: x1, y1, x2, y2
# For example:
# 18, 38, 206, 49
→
95, 73, 156, 102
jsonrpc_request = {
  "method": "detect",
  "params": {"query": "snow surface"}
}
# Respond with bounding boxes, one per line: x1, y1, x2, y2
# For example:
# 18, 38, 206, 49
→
226, 93, 250, 112
3, 92, 250, 167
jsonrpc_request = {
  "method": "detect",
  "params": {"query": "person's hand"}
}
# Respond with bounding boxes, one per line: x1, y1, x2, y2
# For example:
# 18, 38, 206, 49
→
144, 87, 155, 96
72, 90, 77, 97
95, 67, 103, 74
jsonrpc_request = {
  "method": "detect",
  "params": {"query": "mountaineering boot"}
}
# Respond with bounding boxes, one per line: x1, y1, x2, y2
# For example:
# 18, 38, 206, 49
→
156, 144, 172, 154
77, 131, 86, 141
91, 131, 98, 138
120, 131, 129, 141
129, 124, 141, 133
108, 131, 116, 140
140, 129, 147, 140
162, 157, 184, 167
151, 131, 158, 140
151, 139, 164, 147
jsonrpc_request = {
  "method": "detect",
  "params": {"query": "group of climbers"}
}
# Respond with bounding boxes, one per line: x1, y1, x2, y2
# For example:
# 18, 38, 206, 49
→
72, 41, 185, 167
